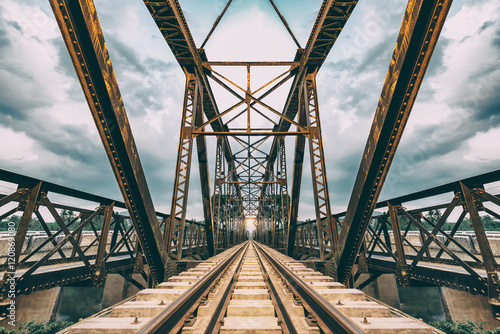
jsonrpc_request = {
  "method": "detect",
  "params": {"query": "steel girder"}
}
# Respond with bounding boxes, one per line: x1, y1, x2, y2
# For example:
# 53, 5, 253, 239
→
49, 0, 168, 284
0, 171, 137, 296
287, 88, 308, 256
260, 1, 359, 256
291, 170, 500, 311
13, 183, 41, 267
304, 74, 336, 260
194, 91, 215, 257
144, 1, 245, 252
277, 137, 290, 250
329, 0, 453, 285
254, 136, 289, 250
461, 183, 500, 318
261, 0, 359, 190
212, 137, 224, 251
387, 202, 411, 287
145, 0, 357, 250
353, 172, 500, 317
0, 169, 208, 297
143, 0, 244, 189
212, 136, 244, 251
165, 74, 199, 260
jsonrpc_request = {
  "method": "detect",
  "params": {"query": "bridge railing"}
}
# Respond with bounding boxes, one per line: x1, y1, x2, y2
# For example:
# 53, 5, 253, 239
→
0, 169, 208, 297
292, 170, 500, 316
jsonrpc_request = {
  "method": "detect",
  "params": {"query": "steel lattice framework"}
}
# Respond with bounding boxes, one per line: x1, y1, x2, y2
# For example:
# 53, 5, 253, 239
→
3, 0, 500, 320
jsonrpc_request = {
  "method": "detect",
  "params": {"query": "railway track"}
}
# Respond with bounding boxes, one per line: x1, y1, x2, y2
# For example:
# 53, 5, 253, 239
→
58, 241, 441, 333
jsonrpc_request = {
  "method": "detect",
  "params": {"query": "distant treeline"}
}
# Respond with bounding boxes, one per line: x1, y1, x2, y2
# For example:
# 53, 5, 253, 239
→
298, 209, 500, 232
1, 208, 499, 232
0, 209, 104, 232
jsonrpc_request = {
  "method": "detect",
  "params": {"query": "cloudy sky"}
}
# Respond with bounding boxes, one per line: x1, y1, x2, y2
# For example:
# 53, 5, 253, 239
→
0, 0, 499, 220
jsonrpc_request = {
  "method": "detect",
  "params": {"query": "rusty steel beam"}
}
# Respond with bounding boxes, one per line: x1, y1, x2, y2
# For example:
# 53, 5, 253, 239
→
200, 0, 233, 49
278, 136, 290, 250
287, 134, 306, 256
387, 202, 410, 287
461, 183, 500, 318
144, 0, 245, 222
14, 183, 41, 267
195, 91, 215, 257
304, 74, 336, 260
286, 85, 307, 256
203, 61, 298, 67
50, 0, 167, 284
165, 75, 198, 260
91, 202, 114, 287
262, 1, 358, 248
262, 0, 358, 181
0, 168, 207, 297
330, 0, 453, 284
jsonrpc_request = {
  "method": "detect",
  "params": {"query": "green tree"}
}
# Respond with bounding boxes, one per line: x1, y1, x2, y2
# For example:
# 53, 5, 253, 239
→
60, 209, 76, 224
426, 209, 442, 225
430, 320, 500, 334
0, 320, 72, 334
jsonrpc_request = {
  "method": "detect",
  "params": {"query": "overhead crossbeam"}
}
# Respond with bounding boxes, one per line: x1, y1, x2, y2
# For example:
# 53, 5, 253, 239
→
329, 0, 453, 285
50, 0, 168, 284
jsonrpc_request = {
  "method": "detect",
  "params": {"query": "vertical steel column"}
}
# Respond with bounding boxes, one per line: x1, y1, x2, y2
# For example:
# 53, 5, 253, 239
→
278, 136, 290, 251
304, 73, 336, 260
92, 202, 114, 287
308, 221, 314, 256
165, 74, 198, 260
387, 202, 410, 287
212, 137, 224, 252
194, 84, 215, 256
221, 175, 228, 250
14, 183, 41, 267
270, 172, 277, 248
461, 183, 500, 317
187, 222, 194, 256
287, 87, 307, 256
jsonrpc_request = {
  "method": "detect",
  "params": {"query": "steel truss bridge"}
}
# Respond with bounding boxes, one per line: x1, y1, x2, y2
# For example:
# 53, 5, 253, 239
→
1, 0, 500, 323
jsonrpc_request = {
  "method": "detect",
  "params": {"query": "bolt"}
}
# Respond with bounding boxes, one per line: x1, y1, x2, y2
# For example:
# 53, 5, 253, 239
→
159, 300, 165, 305
131, 317, 140, 324
361, 317, 370, 324
336, 300, 343, 305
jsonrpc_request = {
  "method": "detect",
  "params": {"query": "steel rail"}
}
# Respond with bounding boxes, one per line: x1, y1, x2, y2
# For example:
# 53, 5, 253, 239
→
203, 243, 249, 333
254, 243, 295, 334
255, 242, 365, 334
137, 242, 247, 334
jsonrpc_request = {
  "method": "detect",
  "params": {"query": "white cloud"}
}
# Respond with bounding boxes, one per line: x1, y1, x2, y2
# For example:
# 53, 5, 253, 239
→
464, 127, 500, 163
442, 1, 500, 40
0, 126, 38, 162
429, 2, 500, 110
